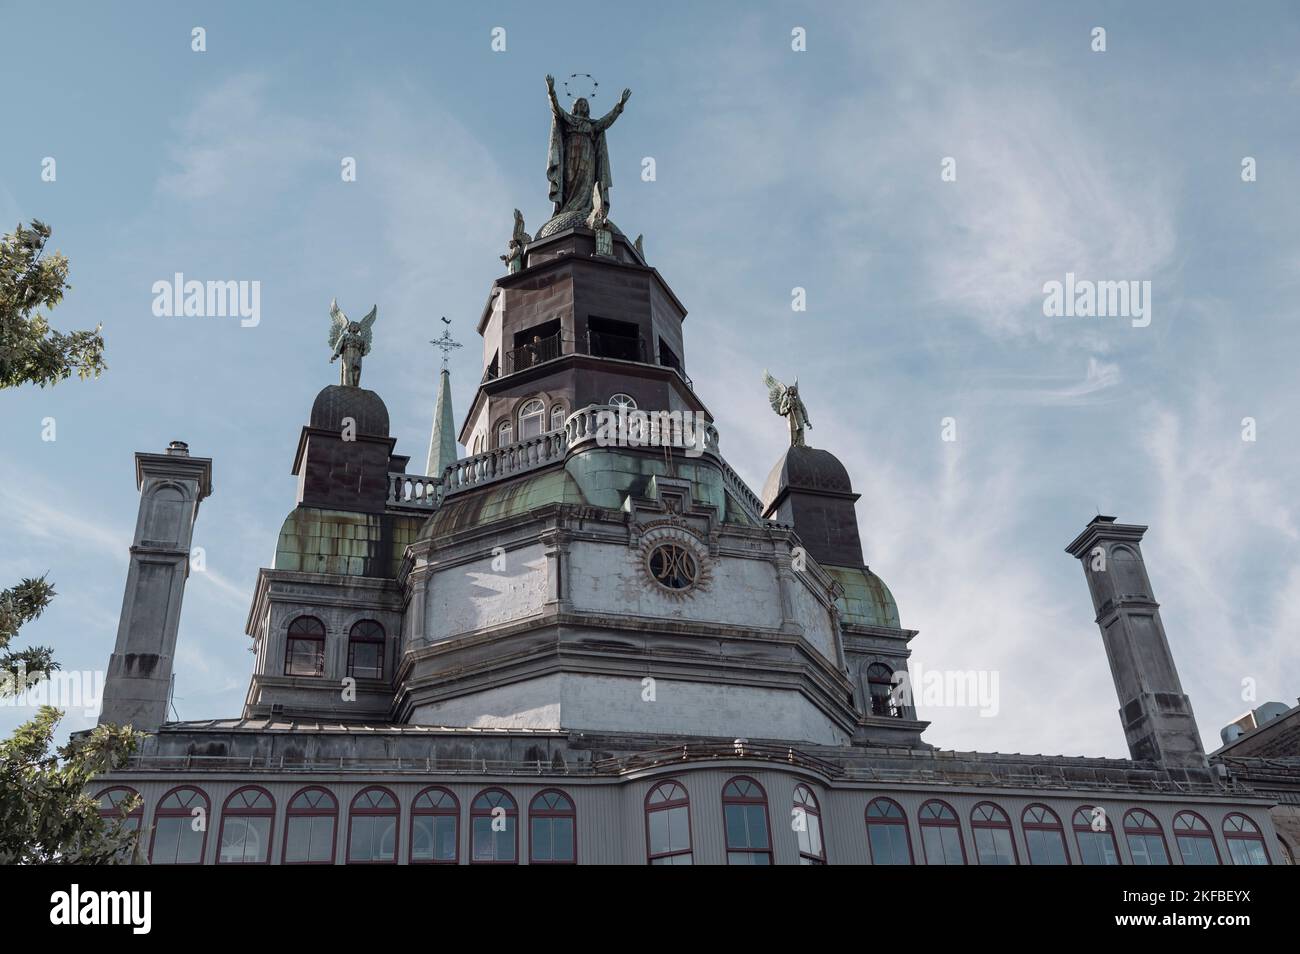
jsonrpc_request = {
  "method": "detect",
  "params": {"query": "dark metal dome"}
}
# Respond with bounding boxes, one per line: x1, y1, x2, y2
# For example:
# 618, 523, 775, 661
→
309, 385, 390, 437
761, 445, 853, 511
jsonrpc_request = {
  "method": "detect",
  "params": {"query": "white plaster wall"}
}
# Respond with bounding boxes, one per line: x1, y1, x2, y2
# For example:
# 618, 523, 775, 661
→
567, 541, 780, 629
411, 673, 563, 729
424, 544, 548, 640
411, 672, 848, 744
788, 577, 837, 664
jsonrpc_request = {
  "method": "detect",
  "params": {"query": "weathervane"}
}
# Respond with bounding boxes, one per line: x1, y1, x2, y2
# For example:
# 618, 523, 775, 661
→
429, 316, 462, 371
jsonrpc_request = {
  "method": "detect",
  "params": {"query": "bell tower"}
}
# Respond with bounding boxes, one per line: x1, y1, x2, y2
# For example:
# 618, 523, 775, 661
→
1065, 516, 1209, 777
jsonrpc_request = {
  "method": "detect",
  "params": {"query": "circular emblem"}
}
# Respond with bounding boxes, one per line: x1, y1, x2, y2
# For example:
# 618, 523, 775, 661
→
647, 542, 699, 590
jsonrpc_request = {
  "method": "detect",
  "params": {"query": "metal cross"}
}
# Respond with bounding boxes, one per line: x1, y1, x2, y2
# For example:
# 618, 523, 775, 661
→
429, 316, 462, 371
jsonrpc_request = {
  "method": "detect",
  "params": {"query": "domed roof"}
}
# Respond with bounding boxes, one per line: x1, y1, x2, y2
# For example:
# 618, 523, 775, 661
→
536, 210, 625, 239
761, 445, 854, 512
310, 385, 390, 437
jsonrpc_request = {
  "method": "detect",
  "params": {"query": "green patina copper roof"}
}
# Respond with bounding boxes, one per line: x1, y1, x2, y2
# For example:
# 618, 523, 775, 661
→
422, 468, 585, 538
825, 564, 901, 629
275, 508, 422, 578
421, 447, 760, 543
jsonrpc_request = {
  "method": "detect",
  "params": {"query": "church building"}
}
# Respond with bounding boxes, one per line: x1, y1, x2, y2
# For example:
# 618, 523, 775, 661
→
89, 77, 1290, 866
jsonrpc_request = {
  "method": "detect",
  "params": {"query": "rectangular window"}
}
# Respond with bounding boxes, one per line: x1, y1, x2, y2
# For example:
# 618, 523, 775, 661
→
411, 816, 457, 863
285, 816, 335, 863
152, 819, 204, 864
286, 638, 324, 677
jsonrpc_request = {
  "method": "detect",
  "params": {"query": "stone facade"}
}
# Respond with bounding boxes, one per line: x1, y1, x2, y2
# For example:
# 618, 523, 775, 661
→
91, 207, 1294, 865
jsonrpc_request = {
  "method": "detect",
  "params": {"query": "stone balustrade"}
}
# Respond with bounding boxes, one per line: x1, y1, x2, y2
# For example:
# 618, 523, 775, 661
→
387, 472, 442, 511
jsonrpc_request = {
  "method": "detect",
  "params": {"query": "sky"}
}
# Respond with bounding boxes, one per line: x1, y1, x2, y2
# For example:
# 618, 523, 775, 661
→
2, 1, 1298, 759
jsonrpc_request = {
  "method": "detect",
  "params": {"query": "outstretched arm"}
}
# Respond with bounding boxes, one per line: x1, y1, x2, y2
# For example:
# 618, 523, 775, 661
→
593, 88, 631, 131
545, 74, 569, 121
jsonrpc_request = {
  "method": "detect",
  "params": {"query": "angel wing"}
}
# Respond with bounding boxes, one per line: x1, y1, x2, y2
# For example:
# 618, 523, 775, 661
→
762, 369, 787, 414
328, 298, 348, 349
512, 208, 532, 243
357, 306, 378, 351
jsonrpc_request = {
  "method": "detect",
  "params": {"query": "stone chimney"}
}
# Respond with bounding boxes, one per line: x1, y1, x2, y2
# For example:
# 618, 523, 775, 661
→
98, 443, 213, 731
1065, 516, 1209, 777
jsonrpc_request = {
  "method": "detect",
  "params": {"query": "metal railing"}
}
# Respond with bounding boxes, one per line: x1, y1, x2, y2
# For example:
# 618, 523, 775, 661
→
505, 332, 565, 374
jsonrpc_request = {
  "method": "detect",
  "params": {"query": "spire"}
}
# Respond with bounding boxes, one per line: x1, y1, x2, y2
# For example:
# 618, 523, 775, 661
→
426, 367, 458, 476
427, 318, 462, 476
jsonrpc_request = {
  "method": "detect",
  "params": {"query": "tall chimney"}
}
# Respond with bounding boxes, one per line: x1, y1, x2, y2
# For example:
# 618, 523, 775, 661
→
99, 442, 213, 731
1065, 516, 1208, 777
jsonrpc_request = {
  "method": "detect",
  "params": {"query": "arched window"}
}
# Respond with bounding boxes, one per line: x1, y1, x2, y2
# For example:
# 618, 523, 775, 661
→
1072, 806, 1120, 865
919, 800, 966, 865
793, 784, 825, 864
347, 619, 384, 680
1173, 811, 1220, 865
96, 787, 142, 861
283, 787, 337, 864
608, 392, 637, 411
285, 615, 325, 677
96, 786, 142, 834
518, 399, 546, 440
218, 787, 274, 864
721, 777, 772, 865
645, 780, 692, 865
549, 404, 565, 432
1022, 804, 1069, 864
1223, 813, 1270, 865
529, 790, 577, 864
497, 420, 513, 447
150, 786, 209, 864
1123, 809, 1170, 865
866, 663, 899, 718
347, 787, 398, 864
865, 798, 913, 865
411, 787, 458, 864
971, 802, 1017, 865
470, 788, 518, 863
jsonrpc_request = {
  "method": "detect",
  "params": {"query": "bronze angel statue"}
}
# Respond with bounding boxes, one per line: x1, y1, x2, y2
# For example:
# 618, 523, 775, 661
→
764, 370, 812, 447
500, 209, 531, 274
328, 299, 378, 387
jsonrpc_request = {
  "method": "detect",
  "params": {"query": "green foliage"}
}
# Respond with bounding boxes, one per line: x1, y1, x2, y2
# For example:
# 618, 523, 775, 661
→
1, 576, 140, 863
0, 575, 59, 686
0, 220, 105, 389
0, 707, 140, 864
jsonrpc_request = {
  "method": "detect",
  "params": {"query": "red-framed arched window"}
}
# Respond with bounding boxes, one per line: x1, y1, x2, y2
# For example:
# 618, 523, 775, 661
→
529, 789, 577, 864
217, 787, 274, 864
1072, 806, 1120, 865
793, 784, 825, 864
96, 787, 143, 861
285, 615, 326, 677
283, 786, 337, 864
149, 785, 209, 865
865, 797, 913, 865
1123, 809, 1170, 865
347, 787, 399, 864
1223, 813, 1270, 865
971, 802, 1017, 865
470, 788, 518, 864
347, 619, 384, 680
411, 787, 458, 864
1022, 804, 1069, 865
721, 777, 773, 865
919, 799, 966, 865
1173, 811, 1220, 865
96, 786, 143, 833
645, 780, 692, 865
